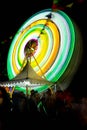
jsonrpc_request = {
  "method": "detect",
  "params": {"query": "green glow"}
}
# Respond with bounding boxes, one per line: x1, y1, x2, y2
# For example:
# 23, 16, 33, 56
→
7, 9, 75, 93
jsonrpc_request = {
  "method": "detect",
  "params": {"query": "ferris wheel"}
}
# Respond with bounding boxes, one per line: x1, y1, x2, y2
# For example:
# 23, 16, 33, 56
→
6, 8, 82, 93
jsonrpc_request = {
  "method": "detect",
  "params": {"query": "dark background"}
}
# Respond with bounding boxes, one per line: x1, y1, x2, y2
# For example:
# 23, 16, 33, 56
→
0, 0, 87, 97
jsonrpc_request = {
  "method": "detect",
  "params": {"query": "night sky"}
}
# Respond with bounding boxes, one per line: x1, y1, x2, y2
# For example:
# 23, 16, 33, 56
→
0, 0, 87, 97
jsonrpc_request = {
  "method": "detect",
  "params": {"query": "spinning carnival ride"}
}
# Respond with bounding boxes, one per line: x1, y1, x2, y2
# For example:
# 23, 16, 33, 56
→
0, 8, 82, 94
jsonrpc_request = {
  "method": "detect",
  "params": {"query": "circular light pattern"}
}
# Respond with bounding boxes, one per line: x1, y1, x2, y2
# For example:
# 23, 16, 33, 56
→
7, 8, 75, 93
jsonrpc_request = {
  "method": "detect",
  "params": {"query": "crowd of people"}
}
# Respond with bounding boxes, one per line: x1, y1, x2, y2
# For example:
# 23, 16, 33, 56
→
0, 86, 87, 129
